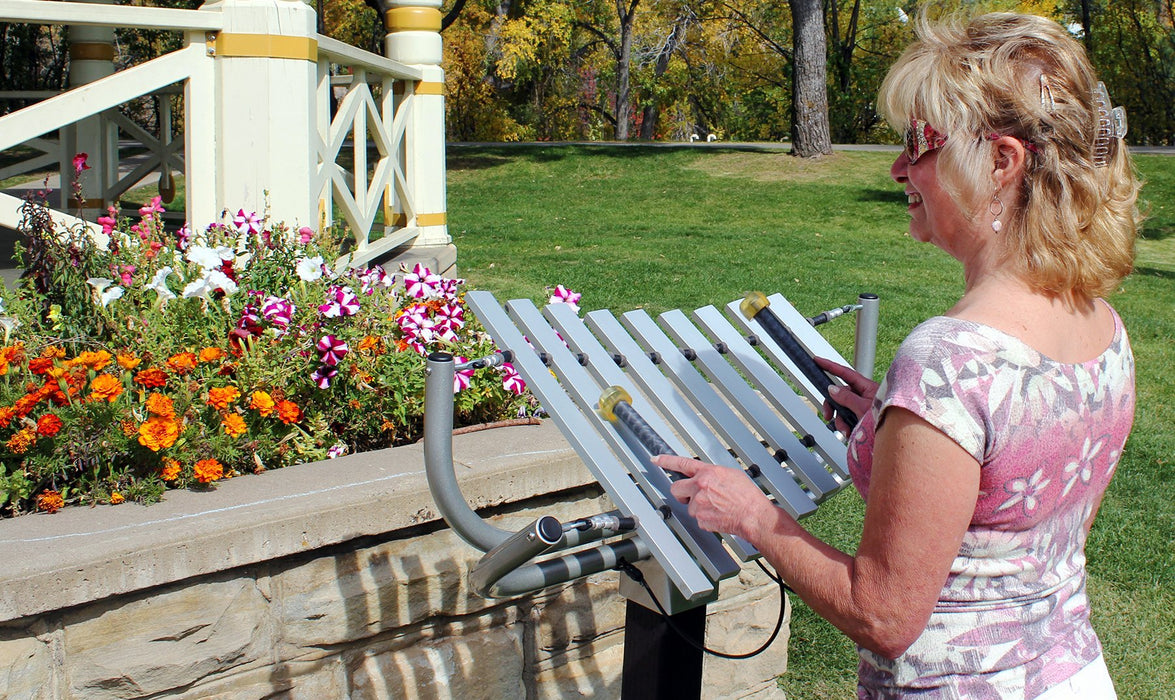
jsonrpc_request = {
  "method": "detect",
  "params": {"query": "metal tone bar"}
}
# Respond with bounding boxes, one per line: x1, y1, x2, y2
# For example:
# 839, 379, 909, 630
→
620, 310, 817, 519
570, 307, 759, 561
669, 308, 841, 499
725, 295, 849, 408
693, 305, 849, 480
505, 299, 739, 584
465, 292, 715, 601
583, 310, 739, 469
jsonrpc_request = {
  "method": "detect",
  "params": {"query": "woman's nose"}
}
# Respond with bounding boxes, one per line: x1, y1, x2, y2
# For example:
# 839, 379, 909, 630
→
890, 153, 908, 183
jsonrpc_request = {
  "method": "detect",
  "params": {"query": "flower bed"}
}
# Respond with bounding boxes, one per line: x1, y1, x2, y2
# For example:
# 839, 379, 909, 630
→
0, 184, 555, 517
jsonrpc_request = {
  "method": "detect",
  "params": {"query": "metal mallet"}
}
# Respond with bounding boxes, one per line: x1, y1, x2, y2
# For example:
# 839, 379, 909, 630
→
740, 291, 858, 431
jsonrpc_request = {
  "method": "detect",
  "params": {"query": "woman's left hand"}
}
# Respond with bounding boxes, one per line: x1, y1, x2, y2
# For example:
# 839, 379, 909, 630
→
653, 454, 773, 540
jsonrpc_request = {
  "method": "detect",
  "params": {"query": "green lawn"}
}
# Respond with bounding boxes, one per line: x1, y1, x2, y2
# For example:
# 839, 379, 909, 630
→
447, 145, 1175, 698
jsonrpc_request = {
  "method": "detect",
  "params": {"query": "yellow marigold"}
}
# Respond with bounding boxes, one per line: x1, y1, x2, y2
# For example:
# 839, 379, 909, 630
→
71, 350, 112, 372
206, 386, 241, 410
36, 489, 64, 513
41, 346, 66, 359
138, 416, 180, 452
193, 458, 224, 484
276, 400, 302, 425
88, 374, 124, 403
160, 458, 182, 481
198, 347, 226, 363
222, 413, 247, 438
109, 492, 125, 505
116, 352, 142, 370
165, 352, 197, 375
46, 365, 67, 380
249, 391, 276, 417
6, 426, 37, 454
145, 392, 176, 418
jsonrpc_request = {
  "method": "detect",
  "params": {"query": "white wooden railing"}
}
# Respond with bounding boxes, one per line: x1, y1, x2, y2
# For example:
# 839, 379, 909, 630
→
0, 0, 449, 268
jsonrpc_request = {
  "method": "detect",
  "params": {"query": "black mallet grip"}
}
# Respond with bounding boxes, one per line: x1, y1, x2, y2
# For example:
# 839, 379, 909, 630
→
740, 292, 858, 431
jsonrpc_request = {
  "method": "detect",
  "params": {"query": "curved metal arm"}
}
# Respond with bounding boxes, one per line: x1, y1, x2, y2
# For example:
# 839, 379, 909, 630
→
423, 351, 653, 599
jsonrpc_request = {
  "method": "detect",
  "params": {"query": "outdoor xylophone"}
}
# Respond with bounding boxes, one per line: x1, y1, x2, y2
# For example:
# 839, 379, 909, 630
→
423, 290, 879, 698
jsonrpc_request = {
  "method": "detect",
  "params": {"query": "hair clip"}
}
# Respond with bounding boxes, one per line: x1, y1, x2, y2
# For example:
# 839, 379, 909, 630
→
1093, 81, 1127, 167
1039, 74, 1056, 112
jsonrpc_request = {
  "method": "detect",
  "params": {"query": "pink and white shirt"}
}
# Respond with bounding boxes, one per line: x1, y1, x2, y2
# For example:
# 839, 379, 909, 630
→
847, 303, 1135, 699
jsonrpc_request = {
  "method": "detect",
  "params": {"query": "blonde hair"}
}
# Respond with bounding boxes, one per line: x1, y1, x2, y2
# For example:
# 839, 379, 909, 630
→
878, 12, 1140, 300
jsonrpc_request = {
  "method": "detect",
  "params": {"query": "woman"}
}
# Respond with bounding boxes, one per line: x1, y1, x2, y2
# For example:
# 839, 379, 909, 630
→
656, 12, 1140, 699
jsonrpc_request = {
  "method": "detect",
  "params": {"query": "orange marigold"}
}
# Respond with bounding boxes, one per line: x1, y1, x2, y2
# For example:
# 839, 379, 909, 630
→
88, 374, 124, 403
7, 426, 37, 454
36, 413, 64, 437
357, 335, 383, 354
13, 393, 39, 418
0, 406, 16, 428
41, 346, 66, 359
249, 391, 276, 417
28, 357, 55, 375
71, 350, 112, 372
160, 458, 182, 481
145, 392, 176, 418
116, 352, 142, 370
134, 368, 168, 388
206, 386, 241, 410
276, 400, 302, 425
198, 347, 226, 363
120, 419, 139, 437
138, 416, 180, 451
0, 344, 23, 375
193, 458, 224, 483
165, 352, 197, 375
36, 490, 64, 513
222, 413, 247, 438
109, 492, 125, 505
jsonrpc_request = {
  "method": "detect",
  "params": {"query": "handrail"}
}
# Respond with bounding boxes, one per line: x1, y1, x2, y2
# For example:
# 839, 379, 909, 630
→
0, 46, 203, 153
316, 34, 423, 82
0, 0, 222, 31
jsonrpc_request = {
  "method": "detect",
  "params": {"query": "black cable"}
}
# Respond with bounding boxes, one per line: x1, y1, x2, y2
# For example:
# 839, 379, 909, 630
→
614, 559, 789, 660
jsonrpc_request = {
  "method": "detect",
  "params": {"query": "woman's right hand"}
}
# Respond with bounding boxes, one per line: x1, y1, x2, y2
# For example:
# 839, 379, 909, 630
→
815, 357, 879, 433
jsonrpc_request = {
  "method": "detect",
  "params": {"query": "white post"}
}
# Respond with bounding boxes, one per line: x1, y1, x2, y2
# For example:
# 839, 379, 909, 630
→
383, 0, 450, 251
66, 0, 117, 217
204, 0, 317, 229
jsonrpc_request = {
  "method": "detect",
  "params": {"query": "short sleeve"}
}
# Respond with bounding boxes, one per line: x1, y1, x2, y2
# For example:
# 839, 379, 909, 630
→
877, 318, 999, 463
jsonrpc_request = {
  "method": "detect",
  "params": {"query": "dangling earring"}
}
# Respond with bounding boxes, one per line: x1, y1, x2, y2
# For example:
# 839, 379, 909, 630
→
990, 193, 1004, 232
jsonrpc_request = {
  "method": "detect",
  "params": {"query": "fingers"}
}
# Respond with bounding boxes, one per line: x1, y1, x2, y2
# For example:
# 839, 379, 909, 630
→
814, 356, 872, 392
651, 453, 703, 477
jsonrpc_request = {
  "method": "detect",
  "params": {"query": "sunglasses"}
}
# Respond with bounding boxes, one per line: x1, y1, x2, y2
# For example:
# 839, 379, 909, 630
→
904, 118, 1041, 165
904, 119, 947, 164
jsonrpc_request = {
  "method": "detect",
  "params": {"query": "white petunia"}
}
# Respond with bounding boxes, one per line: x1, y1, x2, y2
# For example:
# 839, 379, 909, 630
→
296, 255, 325, 282
146, 267, 177, 302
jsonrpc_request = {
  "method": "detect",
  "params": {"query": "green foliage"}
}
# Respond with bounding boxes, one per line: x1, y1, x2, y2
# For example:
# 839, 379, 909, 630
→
0, 194, 536, 517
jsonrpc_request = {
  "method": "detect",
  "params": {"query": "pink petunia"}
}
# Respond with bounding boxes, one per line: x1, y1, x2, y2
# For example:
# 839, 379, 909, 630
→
233, 209, 263, 236
453, 356, 474, 392
404, 264, 441, 299
318, 286, 360, 318
548, 285, 582, 313
262, 296, 296, 328
316, 335, 349, 366
501, 364, 526, 395
311, 365, 339, 389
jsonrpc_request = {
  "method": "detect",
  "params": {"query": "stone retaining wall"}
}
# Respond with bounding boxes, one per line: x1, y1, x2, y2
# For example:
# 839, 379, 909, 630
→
0, 422, 788, 698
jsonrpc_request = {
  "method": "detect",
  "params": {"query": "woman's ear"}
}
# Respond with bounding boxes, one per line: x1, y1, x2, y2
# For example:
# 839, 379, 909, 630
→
991, 136, 1027, 189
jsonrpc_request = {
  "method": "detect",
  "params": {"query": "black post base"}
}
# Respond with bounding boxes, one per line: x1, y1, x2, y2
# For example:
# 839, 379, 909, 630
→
620, 600, 706, 699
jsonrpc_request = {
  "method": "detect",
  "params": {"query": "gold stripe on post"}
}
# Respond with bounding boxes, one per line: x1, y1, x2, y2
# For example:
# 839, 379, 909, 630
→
68, 198, 107, 210
388, 212, 447, 227
69, 43, 115, 62
392, 81, 446, 96
385, 7, 443, 32
215, 34, 318, 62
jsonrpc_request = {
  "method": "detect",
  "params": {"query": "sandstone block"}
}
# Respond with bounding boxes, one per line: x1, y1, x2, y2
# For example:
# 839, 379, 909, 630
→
347, 624, 527, 699
0, 623, 55, 700
62, 576, 272, 698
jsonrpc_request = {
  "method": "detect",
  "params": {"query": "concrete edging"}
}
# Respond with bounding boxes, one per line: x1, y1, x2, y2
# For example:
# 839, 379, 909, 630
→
0, 420, 589, 623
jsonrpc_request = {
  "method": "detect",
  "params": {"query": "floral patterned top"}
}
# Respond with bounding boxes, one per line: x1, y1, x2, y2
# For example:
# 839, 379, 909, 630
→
847, 303, 1135, 699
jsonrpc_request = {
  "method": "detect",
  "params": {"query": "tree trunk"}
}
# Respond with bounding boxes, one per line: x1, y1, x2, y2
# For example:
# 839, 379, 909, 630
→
614, 0, 639, 140
789, 0, 832, 156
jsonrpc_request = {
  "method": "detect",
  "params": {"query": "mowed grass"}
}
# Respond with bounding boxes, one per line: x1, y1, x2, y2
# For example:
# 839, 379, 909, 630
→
447, 145, 1175, 698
